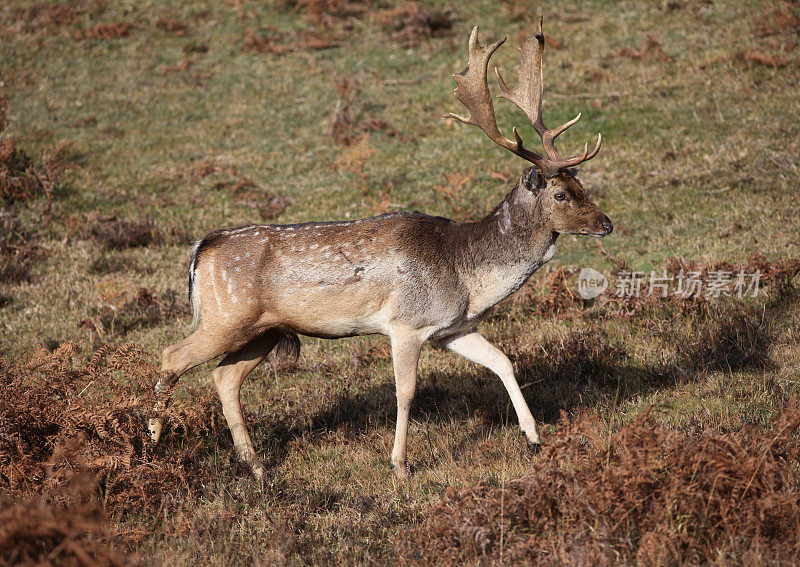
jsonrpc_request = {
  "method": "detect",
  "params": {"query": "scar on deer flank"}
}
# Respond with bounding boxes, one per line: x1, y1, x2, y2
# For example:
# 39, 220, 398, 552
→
149, 18, 613, 480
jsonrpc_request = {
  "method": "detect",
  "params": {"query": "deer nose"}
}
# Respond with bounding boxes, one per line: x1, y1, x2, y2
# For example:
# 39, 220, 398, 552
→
598, 215, 613, 235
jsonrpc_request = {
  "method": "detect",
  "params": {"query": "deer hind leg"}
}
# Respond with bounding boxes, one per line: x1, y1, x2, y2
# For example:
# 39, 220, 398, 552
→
211, 331, 282, 480
441, 331, 541, 450
389, 328, 423, 480
148, 328, 251, 444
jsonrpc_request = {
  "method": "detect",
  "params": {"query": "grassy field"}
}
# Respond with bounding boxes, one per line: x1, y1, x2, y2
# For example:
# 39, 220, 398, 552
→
1, 0, 800, 564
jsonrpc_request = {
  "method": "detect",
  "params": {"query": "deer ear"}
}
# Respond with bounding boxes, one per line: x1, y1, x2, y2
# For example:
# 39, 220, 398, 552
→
520, 167, 541, 194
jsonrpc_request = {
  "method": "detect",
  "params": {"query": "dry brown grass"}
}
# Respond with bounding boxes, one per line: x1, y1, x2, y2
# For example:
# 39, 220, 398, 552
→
327, 76, 402, 146
398, 403, 800, 565
0, 211, 46, 285
82, 287, 190, 341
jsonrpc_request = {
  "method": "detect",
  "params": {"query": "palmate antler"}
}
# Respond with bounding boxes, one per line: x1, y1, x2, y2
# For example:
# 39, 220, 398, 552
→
445, 17, 601, 178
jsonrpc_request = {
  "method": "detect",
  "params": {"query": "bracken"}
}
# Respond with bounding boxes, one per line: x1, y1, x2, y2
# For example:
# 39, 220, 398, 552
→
398, 403, 800, 565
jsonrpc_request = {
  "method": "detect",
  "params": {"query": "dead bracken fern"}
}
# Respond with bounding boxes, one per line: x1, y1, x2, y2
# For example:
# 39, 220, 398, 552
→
82, 287, 191, 340
0, 138, 78, 214
371, 3, 454, 47
72, 22, 134, 41
87, 215, 162, 249
0, 342, 223, 530
0, 93, 80, 219
398, 403, 800, 565
242, 28, 339, 55
0, 211, 47, 285
0, 477, 126, 567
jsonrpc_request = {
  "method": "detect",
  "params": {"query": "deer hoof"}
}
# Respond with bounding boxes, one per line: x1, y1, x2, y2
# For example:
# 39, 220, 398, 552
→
528, 441, 542, 455
147, 417, 163, 444
391, 460, 412, 480
251, 463, 266, 482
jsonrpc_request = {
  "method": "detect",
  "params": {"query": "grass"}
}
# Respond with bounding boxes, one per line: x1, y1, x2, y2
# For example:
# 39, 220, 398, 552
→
1, 0, 800, 564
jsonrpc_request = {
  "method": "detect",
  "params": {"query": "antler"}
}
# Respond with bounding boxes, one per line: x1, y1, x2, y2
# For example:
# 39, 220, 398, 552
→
446, 17, 601, 177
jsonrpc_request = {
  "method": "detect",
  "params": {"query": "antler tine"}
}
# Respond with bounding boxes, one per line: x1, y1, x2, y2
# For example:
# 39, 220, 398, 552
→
443, 28, 505, 137
495, 17, 546, 134
494, 16, 602, 174
444, 26, 548, 167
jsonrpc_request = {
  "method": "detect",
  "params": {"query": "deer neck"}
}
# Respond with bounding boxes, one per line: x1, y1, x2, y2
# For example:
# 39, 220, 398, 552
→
454, 187, 557, 318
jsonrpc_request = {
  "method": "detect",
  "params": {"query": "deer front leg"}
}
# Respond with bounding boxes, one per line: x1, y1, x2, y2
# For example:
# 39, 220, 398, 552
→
389, 329, 423, 480
441, 331, 541, 450
149, 330, 235, 444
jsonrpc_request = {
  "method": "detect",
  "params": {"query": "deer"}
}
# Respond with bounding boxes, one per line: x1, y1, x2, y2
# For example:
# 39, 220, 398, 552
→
147, 18, 612, 480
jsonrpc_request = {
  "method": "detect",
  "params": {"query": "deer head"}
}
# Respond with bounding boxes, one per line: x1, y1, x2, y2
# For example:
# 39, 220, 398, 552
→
446, 18, 612, 238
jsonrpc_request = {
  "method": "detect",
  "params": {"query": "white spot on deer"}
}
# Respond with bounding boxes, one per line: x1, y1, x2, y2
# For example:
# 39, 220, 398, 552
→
253, 231, 260, 236
235, 266, 241, 273
309, 243, 319, 250
498, 201, 510, 234
221, 269, 228, 282
209, 258, 226, 317
234, 255, 241, 262
260, 238, 269, 243
543, 244, 557, 263
296, 246, 305, 252
246, 282, 253, 289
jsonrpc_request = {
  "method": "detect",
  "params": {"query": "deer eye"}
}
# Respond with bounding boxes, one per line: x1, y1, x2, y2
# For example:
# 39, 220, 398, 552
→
554, 192, 567, 202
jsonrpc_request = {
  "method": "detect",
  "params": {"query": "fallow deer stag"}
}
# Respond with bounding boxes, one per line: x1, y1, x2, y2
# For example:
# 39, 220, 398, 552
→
149, 18, 612, 480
